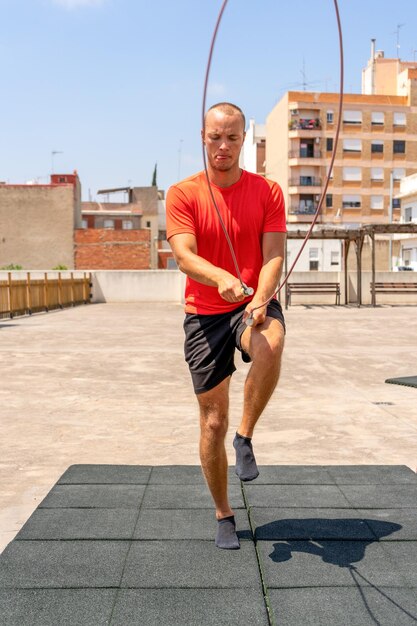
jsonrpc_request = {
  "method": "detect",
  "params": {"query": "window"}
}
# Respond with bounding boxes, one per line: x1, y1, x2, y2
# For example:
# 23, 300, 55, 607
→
167, 258, 178, 270
393, 140, 405, 154
103, 219, 114, 229
342, 194, 361, 208
146, 220, 151, 228
393, 112, 406, 126
343, 110, 362, 124
371, 141, 384, 153
81, 219, 88, 229
370, 195, 384, 210
371, 111, 384, 125
327, 110, 334, 123
309, 247, 319, 271
343, 139, 362, 153
122, 220, 133, 230
326, 194, 333, 208
392, 198, 401, 209
326, 137, 333, 152
393, 168, 405, 181
331, 251, 339, 266
343, 167, 361, 181
405, 207, 412, 222
371, 167, 384, 181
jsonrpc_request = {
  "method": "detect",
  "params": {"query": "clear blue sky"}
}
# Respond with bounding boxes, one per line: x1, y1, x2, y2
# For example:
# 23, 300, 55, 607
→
1, 0, 416, 200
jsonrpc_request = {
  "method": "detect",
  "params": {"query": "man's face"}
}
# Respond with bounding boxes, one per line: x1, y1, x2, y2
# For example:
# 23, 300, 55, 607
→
202, 109, 245, 173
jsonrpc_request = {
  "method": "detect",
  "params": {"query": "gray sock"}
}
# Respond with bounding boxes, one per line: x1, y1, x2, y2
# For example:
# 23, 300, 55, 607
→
233, 432, 259, 481
215, 515, 240, 550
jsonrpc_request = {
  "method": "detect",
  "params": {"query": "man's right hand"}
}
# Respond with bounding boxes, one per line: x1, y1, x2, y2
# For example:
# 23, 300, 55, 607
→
217, 274, 246, 303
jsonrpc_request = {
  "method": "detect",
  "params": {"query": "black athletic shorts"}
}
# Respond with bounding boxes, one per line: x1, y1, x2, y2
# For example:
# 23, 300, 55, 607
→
183, 299, 285, 395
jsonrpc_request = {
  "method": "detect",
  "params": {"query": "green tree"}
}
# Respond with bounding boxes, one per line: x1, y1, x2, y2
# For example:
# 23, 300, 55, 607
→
151, 163, 157, 187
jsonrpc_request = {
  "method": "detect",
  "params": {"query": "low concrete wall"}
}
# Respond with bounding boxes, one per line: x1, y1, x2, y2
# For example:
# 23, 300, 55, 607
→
283, 271, 343, 305
358, 271, 417, 305
91, 270, 186, 303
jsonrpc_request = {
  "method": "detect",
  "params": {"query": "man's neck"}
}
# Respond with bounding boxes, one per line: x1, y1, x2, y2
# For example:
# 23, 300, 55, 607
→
207, 167, 242, 188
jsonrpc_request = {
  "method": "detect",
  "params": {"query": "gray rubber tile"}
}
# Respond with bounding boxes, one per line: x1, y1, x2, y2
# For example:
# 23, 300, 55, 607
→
268, 587, 417, 626
15, 508, 138, 540
381, 541, 417, 586
134, 508, 252, 541
141, 483, 245, 509
339, 484, 417, 508
121, 540, 260, 589
257, 540, 407, 588
243, 484, 350, 508
39, 484, 146, 509
253, 465, 335, 485
58, 464, 152, 484
328, 465, 416, 485
250, 508, 377, 541
111, 588, 269, 625
0, 541, 129, 589
149, 465, 241, 485
0, 589, 117, 626
357, 508, 417, 541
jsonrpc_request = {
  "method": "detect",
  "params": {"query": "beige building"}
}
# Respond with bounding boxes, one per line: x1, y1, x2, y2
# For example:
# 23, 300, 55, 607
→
0, 173, 81, 270
266, 49, 417, 230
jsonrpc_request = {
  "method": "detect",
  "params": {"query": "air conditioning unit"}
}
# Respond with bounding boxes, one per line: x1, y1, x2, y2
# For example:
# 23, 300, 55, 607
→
291, 109, 299, 116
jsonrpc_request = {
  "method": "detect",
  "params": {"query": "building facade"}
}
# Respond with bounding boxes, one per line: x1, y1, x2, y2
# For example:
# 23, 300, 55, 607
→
0, 172, 81, 270
395, 172, 417, 269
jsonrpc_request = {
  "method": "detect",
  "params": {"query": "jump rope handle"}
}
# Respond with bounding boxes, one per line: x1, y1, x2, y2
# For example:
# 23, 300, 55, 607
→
241, 283, 254, 326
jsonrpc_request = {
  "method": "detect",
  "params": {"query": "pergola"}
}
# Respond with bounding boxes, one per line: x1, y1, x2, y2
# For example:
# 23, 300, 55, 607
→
284, 223, 417, 306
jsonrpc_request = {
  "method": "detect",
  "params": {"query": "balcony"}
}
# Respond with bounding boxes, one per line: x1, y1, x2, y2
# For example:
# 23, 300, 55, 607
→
289, 204, 318, 215
289, 150, 322, 159
289, 118, 322, 131
289, 177, 322, 187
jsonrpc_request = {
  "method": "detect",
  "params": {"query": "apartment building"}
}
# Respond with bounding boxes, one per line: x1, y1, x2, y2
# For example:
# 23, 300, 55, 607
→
264, 46, 417, 271
395, 172, 417, 269
240, 119, 266, 176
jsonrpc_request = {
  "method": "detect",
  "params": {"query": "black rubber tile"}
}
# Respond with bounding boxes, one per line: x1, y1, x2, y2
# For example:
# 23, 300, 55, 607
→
149, 465, 241, 485
268, 587, 417, 626
257, 540, 407, 588
15, 508, 138, 540
134, 508, 252, 541
0, 589, 117, 626
328, 465, 416, 485
121, 540, 260, 589
0, 541, 129, 589
58, 464, 152, 484
357, 508, 417, 541
381, 542, 417, 587
141, 483, 245, 509
253, 465, 335, 485
243, 484, 350, 508
339, 484, 417, 508
250, 508, 377, 541
39, 484, 146, 509
111, 589, 269, 625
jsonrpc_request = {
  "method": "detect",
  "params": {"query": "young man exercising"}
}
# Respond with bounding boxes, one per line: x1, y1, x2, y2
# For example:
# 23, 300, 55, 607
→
166, 102, 286, 549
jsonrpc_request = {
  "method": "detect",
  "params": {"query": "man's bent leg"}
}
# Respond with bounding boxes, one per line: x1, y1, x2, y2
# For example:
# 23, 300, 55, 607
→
234, 317, 285, 480
198, 376, 239, 549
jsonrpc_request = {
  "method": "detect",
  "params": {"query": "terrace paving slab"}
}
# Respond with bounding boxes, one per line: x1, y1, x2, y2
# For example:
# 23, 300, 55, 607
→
0, 463, 416, 625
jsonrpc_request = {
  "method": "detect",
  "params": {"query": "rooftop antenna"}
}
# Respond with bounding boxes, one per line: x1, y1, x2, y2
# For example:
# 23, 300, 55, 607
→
300, 57, 308, 91
394, 23, 405, 59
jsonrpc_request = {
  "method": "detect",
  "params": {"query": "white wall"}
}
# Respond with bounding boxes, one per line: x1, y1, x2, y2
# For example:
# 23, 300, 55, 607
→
91, 270, 186, 303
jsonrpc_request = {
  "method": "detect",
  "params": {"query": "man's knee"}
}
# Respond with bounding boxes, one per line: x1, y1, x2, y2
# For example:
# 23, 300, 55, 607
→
251, 323, 284, 366
198, 389, 229, 438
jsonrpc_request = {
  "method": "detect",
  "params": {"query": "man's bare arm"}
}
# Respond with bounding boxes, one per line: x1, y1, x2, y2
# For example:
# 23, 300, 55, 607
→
169, 232, 245, 303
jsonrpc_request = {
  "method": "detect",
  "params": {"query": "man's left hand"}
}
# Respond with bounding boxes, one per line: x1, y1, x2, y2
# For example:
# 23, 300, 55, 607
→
243, 301, 267, 327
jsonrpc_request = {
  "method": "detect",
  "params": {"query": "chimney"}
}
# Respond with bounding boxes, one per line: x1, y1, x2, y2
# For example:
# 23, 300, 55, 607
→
371, 38, 376, 60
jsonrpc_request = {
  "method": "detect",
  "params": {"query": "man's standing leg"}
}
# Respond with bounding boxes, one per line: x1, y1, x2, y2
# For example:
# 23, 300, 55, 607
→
234, 317, 285, 481
197, 376, 240, 549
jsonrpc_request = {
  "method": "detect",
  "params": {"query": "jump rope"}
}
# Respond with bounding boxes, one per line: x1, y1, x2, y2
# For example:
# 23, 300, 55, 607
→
202, 0, 344, 326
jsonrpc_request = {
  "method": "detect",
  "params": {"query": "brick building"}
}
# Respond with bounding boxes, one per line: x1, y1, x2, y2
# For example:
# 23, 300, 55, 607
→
0, 172, 81, 270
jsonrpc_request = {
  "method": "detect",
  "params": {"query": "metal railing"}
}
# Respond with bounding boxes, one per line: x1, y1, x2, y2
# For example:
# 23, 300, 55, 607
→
289, 178, 322, 186
289, 150, 322, 159
289, 205, 318, 215
0, 272, 92, 319
289, 119, 322, 131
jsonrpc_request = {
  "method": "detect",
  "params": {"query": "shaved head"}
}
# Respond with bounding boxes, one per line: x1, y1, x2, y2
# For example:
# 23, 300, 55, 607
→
204, 102, 246, 132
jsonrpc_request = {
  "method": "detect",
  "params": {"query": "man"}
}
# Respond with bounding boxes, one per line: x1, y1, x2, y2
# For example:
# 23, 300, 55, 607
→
166, 102, 286, 549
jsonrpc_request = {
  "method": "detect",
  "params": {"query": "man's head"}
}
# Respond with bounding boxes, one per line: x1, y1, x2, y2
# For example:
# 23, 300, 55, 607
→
202, 102, 246, 176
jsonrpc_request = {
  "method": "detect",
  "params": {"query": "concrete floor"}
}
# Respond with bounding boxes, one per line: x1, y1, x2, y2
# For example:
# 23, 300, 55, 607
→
0, 302, 416, 554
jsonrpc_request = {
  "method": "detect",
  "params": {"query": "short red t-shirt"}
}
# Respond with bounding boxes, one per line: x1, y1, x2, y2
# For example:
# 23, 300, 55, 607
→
166, 170, 286, 314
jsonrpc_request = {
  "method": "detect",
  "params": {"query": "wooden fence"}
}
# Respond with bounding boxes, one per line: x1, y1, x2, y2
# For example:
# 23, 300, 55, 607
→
0, 272, 92, 319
